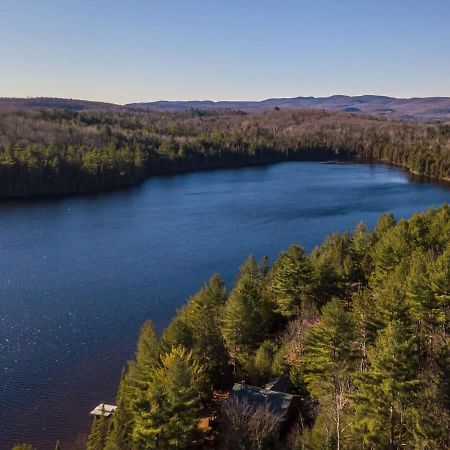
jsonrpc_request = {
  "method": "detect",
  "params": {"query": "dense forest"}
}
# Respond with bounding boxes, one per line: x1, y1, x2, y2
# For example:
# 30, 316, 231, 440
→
67, 205, 448, 450
0, 107, 449, 197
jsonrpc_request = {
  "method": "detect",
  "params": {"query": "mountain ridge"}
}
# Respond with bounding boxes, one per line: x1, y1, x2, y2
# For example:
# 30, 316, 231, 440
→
127, 95, 450, 121
1, 95, 449, 121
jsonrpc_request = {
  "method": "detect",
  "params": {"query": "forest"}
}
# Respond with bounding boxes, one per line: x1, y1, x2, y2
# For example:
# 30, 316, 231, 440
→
69, 205, 449, 450
0, 107, 449, 197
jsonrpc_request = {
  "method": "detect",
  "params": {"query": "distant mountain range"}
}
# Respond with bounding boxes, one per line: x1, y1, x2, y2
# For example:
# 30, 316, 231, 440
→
128, 95, 450, 121
1, 95, 450, 122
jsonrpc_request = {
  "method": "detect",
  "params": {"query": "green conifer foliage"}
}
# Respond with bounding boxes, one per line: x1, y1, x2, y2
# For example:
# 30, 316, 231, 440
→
221, 256, 265, 371
132, 346, 205, 450
300, 299, 355, 449
182, 274, 230, 386
429, 246, 450, 329
353, 321, 420, 448
87, 416, 107, 450
268, 245, 313, 317
161, 275, 231, 386
135, 321, 160, 374
104, 371, 135, 450
254, 340, 276, 378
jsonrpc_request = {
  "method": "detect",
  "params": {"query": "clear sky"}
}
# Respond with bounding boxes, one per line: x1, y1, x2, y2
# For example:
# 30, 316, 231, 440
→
1, 0, 449, 104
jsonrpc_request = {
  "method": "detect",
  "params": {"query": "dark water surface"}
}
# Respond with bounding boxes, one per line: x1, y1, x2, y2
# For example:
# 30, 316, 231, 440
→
1, 162, 449, 449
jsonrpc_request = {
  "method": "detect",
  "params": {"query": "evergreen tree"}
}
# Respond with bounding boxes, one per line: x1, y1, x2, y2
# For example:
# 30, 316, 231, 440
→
310, 232, 355, 303
300, 298, 355, 449
268, 245, 313, 317
132, 346, 205, 450
404, 251, 439, 365
254, 340, 276, 379
182, 274, 231, 386
161, 311, 194, 353
351, 222, 374, 284
87, 416, 107, 450
271, 345, 289, 377
104, 371, 135, 450
351, 289, 378, 371
373, 212, 396, 238
429, 245, 450, 331
221, 256, 264, 371
373, 277, 410, 330
353, 320, 420, 449
161, 275, 231, 387
135, 320, 161, 385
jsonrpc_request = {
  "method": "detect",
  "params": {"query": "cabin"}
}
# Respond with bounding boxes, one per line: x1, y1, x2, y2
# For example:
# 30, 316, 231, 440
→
230, 378, 301, 427
90, 403, 117, 418
264, 376, 294, 393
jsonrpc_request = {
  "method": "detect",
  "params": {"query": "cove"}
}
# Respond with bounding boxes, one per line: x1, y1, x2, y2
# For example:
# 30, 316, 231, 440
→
0, 161, 449, 449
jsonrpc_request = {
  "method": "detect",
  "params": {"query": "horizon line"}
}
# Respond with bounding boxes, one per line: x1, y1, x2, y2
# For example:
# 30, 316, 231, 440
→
1, 93, 450, 106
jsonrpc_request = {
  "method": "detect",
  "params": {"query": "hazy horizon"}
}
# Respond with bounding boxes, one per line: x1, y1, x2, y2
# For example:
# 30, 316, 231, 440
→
1, 0, 450, 103
3, 92, 450, 106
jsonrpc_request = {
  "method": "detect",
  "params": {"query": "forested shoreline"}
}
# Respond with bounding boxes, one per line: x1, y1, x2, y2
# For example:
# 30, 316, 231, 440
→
0, 108, 449, 197
77, 205, 449, 450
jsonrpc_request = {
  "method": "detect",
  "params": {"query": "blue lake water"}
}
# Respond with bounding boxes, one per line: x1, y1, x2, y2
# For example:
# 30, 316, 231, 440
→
0, 162, 449, 449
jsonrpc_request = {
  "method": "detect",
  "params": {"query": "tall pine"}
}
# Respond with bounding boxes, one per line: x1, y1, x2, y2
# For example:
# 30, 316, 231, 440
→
268, 244, 313, 318
221, 256, 264, 371
87, 415, 107, 450
353, 320, 420, 448
132, 346, 205, 449
299, 299, 355, 450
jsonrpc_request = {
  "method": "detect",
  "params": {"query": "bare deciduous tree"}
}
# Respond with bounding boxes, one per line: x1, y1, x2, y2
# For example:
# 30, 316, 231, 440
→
219, 397, 283, 450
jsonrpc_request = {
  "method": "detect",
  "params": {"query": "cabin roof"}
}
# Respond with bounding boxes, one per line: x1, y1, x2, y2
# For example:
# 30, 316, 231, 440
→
231, 383, 297, 418
264, 377, 293, 393
90, 403, 117, 417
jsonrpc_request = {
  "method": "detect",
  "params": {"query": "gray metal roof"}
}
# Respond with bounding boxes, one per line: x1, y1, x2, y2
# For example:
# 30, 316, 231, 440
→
231, 383, 296, 417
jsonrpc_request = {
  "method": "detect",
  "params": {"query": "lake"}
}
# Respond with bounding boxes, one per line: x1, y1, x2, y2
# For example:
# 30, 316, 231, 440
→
0, 162, 449, 449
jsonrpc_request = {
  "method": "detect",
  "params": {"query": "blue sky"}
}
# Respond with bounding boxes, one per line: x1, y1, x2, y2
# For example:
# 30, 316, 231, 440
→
1, 0, 449, 103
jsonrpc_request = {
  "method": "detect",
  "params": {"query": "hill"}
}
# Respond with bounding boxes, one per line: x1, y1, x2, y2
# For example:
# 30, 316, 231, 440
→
2, 95, 450, 122
0, 108, 449, 197
0, 97, 122, 112
128, 95, 450, 122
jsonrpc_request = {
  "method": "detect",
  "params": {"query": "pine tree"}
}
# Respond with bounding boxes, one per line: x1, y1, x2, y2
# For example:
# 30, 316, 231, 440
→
300, 298, 355, 450
429, 246, 450, 330
182, 274, 231, 386
254, 340, 276, 378
404, 251, 439, 366
105, 322, 160, 449
310, 232, 355, 303
353, 320, 420, 448
135, 320, 161, 386
351, 222, 374, 283
87, 416, 107, 450
104, 370, 134, 450
351, 289, 378, 371
132, 346, 205, 449
268, 244, 313, 317
161, 310, 194, 353
373, 212, 396, 238
373, 277, 410, 330
221, 256, 264, 370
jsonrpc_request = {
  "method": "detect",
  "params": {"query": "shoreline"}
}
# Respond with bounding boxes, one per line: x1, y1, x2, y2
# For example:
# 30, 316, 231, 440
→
2, 153, 450, 202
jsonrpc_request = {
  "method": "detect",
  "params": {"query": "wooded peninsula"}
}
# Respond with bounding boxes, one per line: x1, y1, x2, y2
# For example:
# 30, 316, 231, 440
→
81, 205, 449, 450
1, 107, 449, 197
